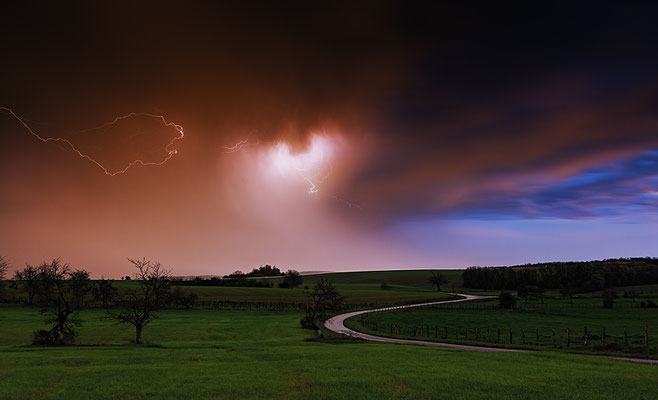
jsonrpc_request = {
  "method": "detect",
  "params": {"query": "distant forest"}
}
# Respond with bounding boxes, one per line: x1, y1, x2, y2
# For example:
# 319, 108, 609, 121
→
171, 265, 284, 288
462, 258, 658, 292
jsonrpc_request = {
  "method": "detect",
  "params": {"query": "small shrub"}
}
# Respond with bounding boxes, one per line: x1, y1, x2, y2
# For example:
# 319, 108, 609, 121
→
32, 329, 76, 346
300, 316, 317, 330
641, 299, 657, 308
380, 282, 391, 290
602, 290, 617, 309
278, 281, 291, 289
498, 292, 517, 309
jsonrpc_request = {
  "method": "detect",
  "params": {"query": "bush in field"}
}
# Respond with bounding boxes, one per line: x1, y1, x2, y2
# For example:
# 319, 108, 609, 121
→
278, 280, 291, 288
283, 270, 303, 289
31, 259, 92, 345
602, 290, 617, 309
517, 285, 546, 304
168, 287, 198, 309
92, 278, 118, 308
560, 286, 576, 304
109, 258, 171, 344
380, 282, 391, 290
623, 290, 638, 302
498, 292, 517, 310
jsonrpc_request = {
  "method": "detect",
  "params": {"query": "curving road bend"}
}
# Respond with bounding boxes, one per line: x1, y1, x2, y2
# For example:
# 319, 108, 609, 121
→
324, 293, 526, 352
324, 294, 658, 364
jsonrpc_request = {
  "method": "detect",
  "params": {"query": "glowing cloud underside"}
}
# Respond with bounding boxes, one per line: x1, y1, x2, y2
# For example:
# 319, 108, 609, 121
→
266, 135, 337, 195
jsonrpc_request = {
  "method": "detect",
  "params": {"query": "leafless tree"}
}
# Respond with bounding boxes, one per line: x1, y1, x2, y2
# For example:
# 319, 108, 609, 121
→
0, 255, 9, 300
301, 279, 344, 335
109, 258, 171, 344
428, 271, 449, 292
32, 259, 92, 345
0, 255, 8, 279
13, 264, 40, 304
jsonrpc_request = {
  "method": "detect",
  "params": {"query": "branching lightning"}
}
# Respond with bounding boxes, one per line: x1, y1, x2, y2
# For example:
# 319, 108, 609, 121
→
1, 106, 184, 176
221, 134, 260, 153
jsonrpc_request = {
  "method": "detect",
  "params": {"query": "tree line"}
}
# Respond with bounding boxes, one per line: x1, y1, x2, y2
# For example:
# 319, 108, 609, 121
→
171, 269, 304, 288
2, 256, 341, 345
462, 258, 658, 292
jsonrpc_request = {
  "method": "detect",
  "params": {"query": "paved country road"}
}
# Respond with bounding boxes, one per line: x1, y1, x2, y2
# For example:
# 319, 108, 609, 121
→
324, 293, 524, 352
324, 293, 658, 364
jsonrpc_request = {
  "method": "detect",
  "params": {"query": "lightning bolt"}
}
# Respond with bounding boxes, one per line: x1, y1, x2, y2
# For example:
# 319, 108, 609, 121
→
222, 134, 260, 153
1, 106, 184, 176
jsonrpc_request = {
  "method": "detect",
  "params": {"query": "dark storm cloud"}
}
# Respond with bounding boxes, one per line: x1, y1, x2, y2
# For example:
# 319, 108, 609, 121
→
336, 2, 658, 220
3, 1, 658, 222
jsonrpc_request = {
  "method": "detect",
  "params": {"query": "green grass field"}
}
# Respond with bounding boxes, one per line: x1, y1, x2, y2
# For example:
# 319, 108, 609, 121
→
102, 271, 460, 308
1, 305, 657, 399
344, 294, 658, 358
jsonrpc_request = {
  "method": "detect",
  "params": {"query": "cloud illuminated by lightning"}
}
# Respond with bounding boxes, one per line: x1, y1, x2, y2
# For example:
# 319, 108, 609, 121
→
1, 106, 184, 176
223, 133, 362, 208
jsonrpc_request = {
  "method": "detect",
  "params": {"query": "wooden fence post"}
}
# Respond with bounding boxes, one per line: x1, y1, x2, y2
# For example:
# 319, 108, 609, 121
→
645, 325, 648, 346
566, 328, 570, 347
497, 327, 500, 343
509, 328, 513, 344
552, 328, 556, 347
584, 326, 588, 346
476, 328, 479, 341
466, 327, 469, 340
624, 326, 628, 346
487, 328, 490, 342
522, 329, 526, 345
536, 329, 539, 346
602, 327, 606, 346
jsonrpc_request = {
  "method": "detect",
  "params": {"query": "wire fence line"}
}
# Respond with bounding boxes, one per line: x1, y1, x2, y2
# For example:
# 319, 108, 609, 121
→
357, 316, 652, 349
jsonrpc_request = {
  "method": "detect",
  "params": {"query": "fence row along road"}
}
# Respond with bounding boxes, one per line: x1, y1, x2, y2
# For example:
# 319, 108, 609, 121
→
323, 293, 658, 364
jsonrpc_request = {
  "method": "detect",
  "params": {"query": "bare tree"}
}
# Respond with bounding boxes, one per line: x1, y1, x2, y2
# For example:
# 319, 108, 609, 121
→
301, 279, 344, 336
13, 264, 40, 305
428, 271, 449, 292
92, 278, 118, 308
0, 256, 8, 300
0, 255, 8, 279
32, 259, 92, 345
109, 258, 171, 344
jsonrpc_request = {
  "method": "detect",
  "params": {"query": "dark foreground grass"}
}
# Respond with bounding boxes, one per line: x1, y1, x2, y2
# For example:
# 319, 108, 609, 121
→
0, 306, 657, 399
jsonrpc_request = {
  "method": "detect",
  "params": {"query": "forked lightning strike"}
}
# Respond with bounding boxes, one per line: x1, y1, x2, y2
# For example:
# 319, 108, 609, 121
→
1, 106, 184, 176
222, 135, 260, 153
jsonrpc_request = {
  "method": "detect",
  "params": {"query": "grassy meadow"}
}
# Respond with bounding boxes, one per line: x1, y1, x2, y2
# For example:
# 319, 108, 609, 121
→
1, 305, 658, 400
344, 292, 658, 358
1, 269, 657, 399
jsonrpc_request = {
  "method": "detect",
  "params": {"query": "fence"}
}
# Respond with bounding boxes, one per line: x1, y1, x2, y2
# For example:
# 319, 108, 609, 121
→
358, 315, 651, 348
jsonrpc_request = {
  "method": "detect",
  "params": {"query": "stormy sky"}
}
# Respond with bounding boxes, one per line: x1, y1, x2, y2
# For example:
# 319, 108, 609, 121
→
1, 2, 657, 276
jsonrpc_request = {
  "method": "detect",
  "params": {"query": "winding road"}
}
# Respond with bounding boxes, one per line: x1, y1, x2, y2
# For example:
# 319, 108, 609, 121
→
324, 293, 658, 364
325, 293, 525, 352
